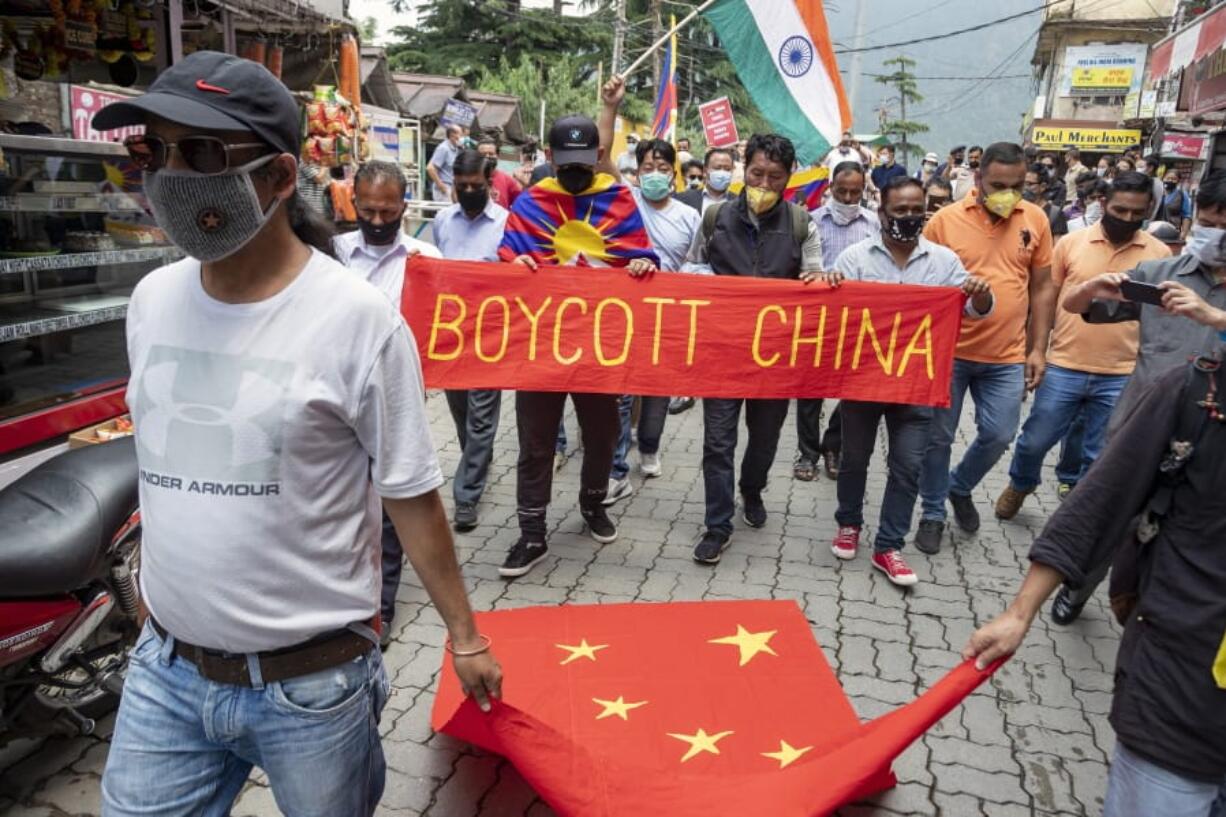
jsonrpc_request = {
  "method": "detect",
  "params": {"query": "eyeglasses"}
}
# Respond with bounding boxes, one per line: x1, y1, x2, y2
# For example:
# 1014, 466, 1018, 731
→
123, 134, 271, 175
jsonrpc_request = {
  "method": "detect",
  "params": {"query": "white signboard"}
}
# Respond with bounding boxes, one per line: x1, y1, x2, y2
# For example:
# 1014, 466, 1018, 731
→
1059, 44, 1148, 97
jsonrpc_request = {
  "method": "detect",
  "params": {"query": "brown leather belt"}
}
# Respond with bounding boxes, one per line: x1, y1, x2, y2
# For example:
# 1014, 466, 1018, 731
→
149, 618, 373, 687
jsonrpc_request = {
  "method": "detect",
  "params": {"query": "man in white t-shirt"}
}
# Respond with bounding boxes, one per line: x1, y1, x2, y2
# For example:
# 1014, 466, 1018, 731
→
90, 51, 500, 817
334, 160, 441, 645
824, 131, 866, 174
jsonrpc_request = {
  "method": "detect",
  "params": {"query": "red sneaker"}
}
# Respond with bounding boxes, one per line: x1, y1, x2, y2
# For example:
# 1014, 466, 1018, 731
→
872, 550, 919, 587
831, 526, 860, 561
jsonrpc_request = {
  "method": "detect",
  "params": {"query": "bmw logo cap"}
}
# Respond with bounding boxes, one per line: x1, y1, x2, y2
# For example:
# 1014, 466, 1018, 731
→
548, 114, 600, 167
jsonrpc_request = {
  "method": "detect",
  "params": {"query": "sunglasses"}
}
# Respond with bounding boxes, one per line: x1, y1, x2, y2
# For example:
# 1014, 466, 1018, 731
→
123, 134, 271, 175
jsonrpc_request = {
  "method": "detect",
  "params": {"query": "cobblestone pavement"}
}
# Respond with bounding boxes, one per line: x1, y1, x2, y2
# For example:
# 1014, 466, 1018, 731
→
1, 393, 1120, 816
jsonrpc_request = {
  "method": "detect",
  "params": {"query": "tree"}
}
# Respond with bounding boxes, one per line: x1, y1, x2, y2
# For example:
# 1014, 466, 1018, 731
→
358, 16, 378, 43
874, 55, 928, 162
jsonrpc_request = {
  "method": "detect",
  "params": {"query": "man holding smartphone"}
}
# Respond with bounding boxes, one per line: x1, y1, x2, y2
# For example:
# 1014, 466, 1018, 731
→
994, 172, 1169, 527
1043, 169, 1226, 624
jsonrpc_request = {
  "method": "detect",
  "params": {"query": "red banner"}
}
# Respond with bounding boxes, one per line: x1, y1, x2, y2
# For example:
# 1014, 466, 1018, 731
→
402, 258, 964, 407
432, 600, 1002, 817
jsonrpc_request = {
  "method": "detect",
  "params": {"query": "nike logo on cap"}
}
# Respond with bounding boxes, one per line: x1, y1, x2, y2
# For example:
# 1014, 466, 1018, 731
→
196, 79, 231, 95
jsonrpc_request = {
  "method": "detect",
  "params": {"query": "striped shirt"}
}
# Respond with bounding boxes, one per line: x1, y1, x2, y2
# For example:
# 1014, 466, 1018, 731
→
810, 204, 880, 271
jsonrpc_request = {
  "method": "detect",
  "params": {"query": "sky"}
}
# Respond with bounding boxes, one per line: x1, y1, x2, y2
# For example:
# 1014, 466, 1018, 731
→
349, 0, 1038, 160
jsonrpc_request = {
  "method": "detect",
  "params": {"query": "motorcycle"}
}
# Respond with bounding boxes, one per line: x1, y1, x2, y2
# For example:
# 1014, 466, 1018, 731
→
0, 437, 141, 741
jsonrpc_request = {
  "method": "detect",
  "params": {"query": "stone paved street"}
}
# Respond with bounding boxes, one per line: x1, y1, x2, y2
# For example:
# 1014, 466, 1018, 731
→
0, 392, 1121, 816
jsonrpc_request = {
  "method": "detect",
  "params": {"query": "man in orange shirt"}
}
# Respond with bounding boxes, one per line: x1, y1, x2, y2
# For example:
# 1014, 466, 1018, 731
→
917, 142, 1058, 554
995, 172, 1169, 523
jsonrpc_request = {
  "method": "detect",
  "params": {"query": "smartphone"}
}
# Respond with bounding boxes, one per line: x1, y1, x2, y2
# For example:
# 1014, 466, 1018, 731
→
1120, 279, 1165, 306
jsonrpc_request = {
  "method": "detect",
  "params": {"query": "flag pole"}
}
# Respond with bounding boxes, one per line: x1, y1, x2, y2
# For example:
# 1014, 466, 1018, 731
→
618, 0, 719, 79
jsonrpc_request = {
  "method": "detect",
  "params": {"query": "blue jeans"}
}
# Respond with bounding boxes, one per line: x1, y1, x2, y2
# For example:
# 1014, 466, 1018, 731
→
611, 395, 670, 480
103, 622, 390, 817
1055, 408, 1087, 485
1007, 364, 1126, 492
920, 360, 1025, 521
835, 401, 932, 552
1104, 742, 1226, 817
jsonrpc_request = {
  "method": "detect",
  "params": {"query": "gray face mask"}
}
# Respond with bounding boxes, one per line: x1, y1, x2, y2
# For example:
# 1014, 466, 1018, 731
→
144, 154, 281, 263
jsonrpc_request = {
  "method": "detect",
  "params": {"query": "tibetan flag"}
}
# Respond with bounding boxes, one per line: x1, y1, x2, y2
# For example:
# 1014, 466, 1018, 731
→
498, 173, 660, 268
432, 600, 1002, 816
704, 0, 851, 165
783, 165, 829, 210
651, 15, 678, 141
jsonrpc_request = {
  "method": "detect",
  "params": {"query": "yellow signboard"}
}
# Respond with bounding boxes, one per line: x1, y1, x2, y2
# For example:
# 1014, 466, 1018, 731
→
1071, 66, 1134, 94
1031, 126, 1141, 152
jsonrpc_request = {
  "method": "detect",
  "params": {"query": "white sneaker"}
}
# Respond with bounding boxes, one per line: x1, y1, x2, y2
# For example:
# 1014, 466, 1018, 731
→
640, 452, 662, 478
602, 476, 634, 506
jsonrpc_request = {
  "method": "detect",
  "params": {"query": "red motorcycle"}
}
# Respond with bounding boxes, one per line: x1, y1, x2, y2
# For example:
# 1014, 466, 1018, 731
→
0, 438, 141, 741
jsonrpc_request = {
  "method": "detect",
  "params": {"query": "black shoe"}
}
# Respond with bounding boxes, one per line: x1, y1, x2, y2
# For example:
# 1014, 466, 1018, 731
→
914, 519, 944, 555
380, 617, 394, 650
581, 506, 618, 544
453, 502, 478, 532
948, 492, 981, 533
499, 539, 549, 578
742, 493, 767, 528
668, 396, 695, 415
693, 530, 731, 565
1050, 585, 1086, 626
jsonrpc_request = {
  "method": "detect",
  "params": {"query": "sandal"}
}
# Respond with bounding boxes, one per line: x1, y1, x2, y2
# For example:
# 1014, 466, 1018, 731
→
793, 458, 818, 481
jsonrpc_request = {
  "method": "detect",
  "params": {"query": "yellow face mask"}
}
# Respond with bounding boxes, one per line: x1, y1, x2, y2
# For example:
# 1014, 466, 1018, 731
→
746, 186, 780, 215
983, 188, 1023, 218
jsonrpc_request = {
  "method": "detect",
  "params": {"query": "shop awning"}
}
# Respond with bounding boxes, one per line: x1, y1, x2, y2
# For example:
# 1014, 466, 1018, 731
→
392, 73, 467, 120
466, 91, 526, 143
1150, 3, 1226, 78
360, 47, 402, 112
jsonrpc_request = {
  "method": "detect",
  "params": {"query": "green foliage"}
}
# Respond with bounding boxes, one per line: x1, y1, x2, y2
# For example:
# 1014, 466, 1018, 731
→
874, 55, 928, 160
382, 0, 770, 148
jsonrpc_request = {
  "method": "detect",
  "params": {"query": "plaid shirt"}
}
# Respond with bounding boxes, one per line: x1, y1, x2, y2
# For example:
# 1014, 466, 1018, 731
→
810, 204, 880, 271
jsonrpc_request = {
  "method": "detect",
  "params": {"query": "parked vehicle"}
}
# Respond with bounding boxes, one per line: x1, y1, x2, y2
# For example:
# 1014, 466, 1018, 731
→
0, 438, 140, 741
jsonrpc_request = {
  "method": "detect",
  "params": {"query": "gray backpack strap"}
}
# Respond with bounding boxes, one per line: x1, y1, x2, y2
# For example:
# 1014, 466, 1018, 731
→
788, 202, 810, 244
701, 201, 725, 242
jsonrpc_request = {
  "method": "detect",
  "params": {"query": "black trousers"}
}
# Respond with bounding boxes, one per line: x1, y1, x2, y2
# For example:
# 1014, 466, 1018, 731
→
380, 510, 401, 623
516, 390, 620, 541
796, 399, 842, 460
702, 397, 790, 536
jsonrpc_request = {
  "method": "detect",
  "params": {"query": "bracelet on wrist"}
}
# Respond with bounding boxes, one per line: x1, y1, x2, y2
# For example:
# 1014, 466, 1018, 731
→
445, 634, 492, 657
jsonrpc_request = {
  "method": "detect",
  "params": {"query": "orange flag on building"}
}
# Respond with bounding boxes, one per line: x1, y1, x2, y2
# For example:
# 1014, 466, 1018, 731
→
431, 600, 1001, 816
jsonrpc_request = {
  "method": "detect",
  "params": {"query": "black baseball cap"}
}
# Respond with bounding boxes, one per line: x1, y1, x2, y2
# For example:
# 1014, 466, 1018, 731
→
92, 50, 299, 157
548, 115, 599, 166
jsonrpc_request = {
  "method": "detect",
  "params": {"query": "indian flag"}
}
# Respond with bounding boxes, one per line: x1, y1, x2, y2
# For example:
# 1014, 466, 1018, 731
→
704, 0, 851, 165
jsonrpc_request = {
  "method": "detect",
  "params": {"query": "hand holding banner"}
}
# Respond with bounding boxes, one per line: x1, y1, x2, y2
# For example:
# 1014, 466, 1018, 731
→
402, 257, 965, 407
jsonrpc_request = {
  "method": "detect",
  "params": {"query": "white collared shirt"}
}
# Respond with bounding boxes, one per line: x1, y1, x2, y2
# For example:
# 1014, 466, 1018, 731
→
333, 229, 441, 307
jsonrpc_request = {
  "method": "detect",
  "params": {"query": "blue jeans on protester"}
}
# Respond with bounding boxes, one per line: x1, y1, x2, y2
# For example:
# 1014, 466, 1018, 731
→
1007, 364, 1127, 492
1055, 408, 1087, 485
1104, 742, 1226, 817
103, 622, 390, 817
920, 359, 1025, 522
835, 401, 933, 552
611, 395, 670, 480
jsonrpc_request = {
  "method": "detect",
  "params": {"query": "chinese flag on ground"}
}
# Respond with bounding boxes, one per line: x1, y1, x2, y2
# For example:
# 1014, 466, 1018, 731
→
432, 600, 1000, 816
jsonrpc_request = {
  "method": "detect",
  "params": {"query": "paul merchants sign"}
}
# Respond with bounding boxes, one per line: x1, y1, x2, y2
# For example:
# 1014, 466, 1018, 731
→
1031, 125, 1141, 152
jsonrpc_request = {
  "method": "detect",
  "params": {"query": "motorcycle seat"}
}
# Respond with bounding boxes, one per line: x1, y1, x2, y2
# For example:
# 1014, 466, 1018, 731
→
0, 437, 138, 597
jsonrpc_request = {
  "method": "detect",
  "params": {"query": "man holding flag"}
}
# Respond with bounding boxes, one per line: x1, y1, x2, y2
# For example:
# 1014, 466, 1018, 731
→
496, 114, 659, 579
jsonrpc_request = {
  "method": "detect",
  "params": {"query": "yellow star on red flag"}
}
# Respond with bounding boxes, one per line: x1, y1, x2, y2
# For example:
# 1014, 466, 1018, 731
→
666, 728, 735, 762
762, 740, 813, 769
709, 625, 778, 666
555, 639, 608, 665
592, 696, 648, 721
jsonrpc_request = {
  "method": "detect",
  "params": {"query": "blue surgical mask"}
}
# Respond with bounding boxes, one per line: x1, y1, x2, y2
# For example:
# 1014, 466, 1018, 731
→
1187, 225, 1226, 267
639, 171, 673, 202
707, 169, 732, 192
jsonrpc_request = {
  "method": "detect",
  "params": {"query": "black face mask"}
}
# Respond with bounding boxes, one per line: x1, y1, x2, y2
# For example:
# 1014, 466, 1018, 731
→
1022, 190, 1039, 203
556, 165, 595, 195
357, 212, 403, 245
458, 187, 489, 216
1100, 211, 1143, 244
1164, 180, 1178, 192
884, 214, 925, 243
968, 159, 980, 169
